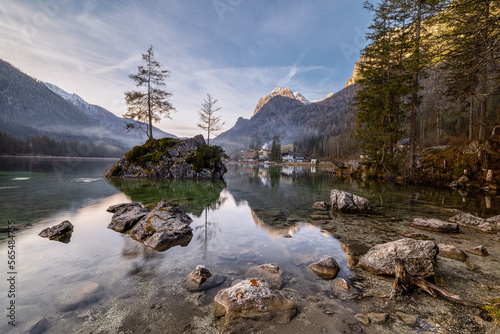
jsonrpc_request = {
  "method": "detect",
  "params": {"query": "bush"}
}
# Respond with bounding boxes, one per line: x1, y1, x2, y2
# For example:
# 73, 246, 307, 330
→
185, 145, 228, 176
125, 137, 180, 166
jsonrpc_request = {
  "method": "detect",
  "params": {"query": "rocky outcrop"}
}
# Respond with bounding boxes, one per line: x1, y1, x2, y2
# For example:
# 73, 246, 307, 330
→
129, 200, 193, 251
103, 135, 226, 179
411, 218, 459, 233
214, 280, 297, 333
330, 189, 372, 213
358, 238, 438, 278
308, 256, 341, 280
106, 202, 150, 232
449, 212, 499, 233
39, 220, 74, 242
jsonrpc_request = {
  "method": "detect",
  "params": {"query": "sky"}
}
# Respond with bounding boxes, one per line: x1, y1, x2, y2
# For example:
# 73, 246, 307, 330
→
0, 0, 373, 138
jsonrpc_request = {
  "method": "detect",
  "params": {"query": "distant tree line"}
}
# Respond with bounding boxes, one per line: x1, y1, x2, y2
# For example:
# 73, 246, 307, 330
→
0, 131, 124, 157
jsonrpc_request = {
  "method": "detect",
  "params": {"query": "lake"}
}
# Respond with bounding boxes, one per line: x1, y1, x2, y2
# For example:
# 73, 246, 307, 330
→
1, 157, 499, 333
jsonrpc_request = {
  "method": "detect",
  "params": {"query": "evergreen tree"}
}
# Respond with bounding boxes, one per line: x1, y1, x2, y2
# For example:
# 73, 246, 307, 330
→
197, 94, 225, 145
124, 45, 176, 139
437, 0, 500, 139
270, 135, 282, 162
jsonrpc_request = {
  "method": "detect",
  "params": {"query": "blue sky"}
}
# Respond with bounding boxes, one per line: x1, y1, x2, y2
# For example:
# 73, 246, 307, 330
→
0, 0, 372, 138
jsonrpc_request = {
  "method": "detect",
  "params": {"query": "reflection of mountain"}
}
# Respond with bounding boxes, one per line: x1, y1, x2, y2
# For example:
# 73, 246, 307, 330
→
106, 178, 226, 217
0, 157, 119, 227
250, 208, 300, 238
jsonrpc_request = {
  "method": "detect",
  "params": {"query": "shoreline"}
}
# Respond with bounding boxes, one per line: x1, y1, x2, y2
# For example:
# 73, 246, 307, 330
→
0, 154, 120, 160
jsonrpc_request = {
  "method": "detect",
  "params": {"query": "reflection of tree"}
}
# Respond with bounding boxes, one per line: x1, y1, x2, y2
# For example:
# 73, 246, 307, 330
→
195, 195, 227, 259
106, 178, 226, 216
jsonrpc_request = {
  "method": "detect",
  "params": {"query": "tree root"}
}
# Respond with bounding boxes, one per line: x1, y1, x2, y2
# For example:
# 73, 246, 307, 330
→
390, 258, 497, 309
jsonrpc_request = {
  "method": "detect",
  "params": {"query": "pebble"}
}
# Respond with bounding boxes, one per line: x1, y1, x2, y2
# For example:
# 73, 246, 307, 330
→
354, 313, 370, 325
367, 312, 388, 323
396, 311, 417, 326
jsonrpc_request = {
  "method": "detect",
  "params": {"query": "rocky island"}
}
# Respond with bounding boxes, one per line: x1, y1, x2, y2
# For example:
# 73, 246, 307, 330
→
103, 135, 227, 179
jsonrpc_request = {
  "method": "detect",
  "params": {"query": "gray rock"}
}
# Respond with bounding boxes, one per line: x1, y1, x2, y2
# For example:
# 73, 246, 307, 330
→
24, 317, 49, 334
188, 265, 212, 285
130, 200, 193, 251
412, 218, 459, 233
245, 263, 283, 289
358, 238, 438, 278
39, 220, 74, 242
107, 202, 150, 232
330, 189, 372, 213
396, 311, 417, 326
214, 280, 297, 332
449, 213, 498, 233
332, 278, 358, 300
438, 244, 468, 261
184, 266, 226, 292
58, 281, 103, 311
312, 201, 329, 211
367, 312, 388, 324
354, 313, 370, 325
467, 245, 489, 257
308, 256, 340, 280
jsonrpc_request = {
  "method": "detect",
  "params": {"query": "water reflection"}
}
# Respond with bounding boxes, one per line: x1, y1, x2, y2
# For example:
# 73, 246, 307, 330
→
107, 178, 226, 216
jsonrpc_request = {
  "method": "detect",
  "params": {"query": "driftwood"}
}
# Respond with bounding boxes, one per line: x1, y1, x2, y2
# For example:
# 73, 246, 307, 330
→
390, 258, 494, 309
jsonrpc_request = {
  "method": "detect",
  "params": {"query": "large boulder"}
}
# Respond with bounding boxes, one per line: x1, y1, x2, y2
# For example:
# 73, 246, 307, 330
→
330, 189, 372, 213
106, 202, 150, 232
411, 218, 459, 233
130, 200, 193, 251
449, 212, 498, 233
358, 238, 438, 278
57, 281, 103, 311
308, 256, 341, 280
214, 280, 296, 333
39, 220, 74, 242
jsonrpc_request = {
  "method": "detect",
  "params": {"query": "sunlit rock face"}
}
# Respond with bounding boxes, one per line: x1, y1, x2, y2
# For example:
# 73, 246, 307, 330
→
253, 87, 310, 116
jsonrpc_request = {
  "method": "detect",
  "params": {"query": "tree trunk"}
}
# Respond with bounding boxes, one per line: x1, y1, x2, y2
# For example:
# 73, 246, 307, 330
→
469, 95, 474, 140
408, 0, 422, 169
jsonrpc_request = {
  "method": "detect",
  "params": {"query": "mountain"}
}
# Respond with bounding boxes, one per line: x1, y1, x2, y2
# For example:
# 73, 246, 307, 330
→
253, 87, 313, 116
42, 82, 176, 146
0, 59, 175, 152
213, 85, 357, 155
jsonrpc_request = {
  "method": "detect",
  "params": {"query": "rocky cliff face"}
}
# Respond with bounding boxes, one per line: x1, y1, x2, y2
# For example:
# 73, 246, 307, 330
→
253, 87, 309, 116
103, 135, 226, 179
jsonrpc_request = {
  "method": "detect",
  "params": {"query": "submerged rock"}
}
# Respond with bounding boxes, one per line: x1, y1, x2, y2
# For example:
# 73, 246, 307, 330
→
449, 212, 498, 233
107, 202, 150, 232
358, 238, 438, 278
214, 280, 297, 333
312, 201, 329, 211
308, 256, 341, 280
58, 281, 103, 312
39, 220, 74, 242
130, 200, 193, 251
245, 263, 283, 289
467, 245, 489, 257
330, 189, 372, 213
437, 244, 468, 262
412, 218, 459, 233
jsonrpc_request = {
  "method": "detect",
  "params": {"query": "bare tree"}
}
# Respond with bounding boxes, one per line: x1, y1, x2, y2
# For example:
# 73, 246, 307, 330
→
197, 94, 224, 145
124, 45, 175, 139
